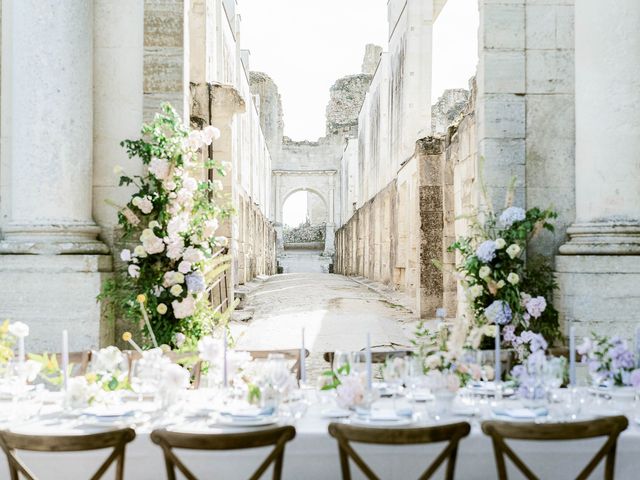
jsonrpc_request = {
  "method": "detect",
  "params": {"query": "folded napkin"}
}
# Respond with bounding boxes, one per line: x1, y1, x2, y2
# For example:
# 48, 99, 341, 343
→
363, 408, 413, 421
493, 407, 548, 419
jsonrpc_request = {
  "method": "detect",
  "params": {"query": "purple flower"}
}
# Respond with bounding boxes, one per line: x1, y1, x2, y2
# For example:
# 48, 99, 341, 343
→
499, 207, 526, 227
630, 370, 640, 388
485, 300, 512, 325
186, 272, 206, 293
609, 343, 635, 371
503, 325, 517, 343
475, 240, 497, 263
525, 296, 547, 319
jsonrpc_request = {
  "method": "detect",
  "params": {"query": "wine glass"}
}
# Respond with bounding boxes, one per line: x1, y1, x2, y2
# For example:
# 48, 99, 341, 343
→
333, 351, 352, 380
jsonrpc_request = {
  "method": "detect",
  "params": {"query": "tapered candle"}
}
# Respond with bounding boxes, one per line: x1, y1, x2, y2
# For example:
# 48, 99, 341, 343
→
569, 324, 576, 386
300, 328, 306, 385
223, 333, 228, 388
18, 337, 25, 365
62, 330, 69, 391
366, 333, 372, 390
495, 325, 501, 384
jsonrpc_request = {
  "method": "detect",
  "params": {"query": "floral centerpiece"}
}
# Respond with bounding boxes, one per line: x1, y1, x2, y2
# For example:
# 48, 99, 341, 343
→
578, 333, 640, 388
99, 104, 232, 347
449, 187, 560, 353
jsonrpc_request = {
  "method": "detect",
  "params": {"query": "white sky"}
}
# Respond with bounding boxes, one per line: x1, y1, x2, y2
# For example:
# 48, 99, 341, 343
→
239, 0, 479, 142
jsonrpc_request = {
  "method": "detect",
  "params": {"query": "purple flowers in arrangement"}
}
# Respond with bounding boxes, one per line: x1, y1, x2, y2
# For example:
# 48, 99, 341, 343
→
499, 206, 526, 227
475, 240, 497, 263
484, 300, 512, 325
578, 334, 640, 387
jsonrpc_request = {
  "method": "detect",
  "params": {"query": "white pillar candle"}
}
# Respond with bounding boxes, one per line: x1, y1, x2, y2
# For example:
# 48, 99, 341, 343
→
223, 333, 228, 388
61, 330, 69, 391
569, 324, 576, 386
495, 326, 501, 385
300, 328, 306, 385
366, 333, 372, 390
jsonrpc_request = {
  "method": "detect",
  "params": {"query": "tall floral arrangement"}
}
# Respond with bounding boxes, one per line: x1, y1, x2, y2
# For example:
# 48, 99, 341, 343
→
449, 187, 560, 351
99, 104, 231, 347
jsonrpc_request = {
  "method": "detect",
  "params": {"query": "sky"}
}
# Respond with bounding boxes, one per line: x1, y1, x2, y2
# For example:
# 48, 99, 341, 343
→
239, 0, 479, 142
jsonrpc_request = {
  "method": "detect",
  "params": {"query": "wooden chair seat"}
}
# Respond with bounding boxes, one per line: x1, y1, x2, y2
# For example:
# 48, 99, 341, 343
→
0, 428, 136, 480
328, 422, 470, 480
151, 426, 296, 480
482, 415, 629, 480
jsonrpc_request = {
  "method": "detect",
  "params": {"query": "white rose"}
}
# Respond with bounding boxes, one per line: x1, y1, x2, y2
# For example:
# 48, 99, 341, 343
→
134, 245, 147, 258
120, 249, 131, 262
165, 237, 185, 260
128, 264, 140, 278
131, 197, 142, 207
506, 244, 521, 259
183, 177, 198, 192
9, 321, 29, 338
202, 125, 221, 144
469, 284, 484, 299
148, 157, 170, 180
178, 261, 192, 274
164, 180, 177, 191
507, 273, 520, 285
170, 284, 183, 296
183, 246, 204, 263
172, 295, 196, 319
161, 363, 190, 390
142, 233, 165, 255
163, 271, 184, 287
138, 197, 153, 214
187, 131, 204, 150
157, 303, 168, 315
479, 266, 492, 279
93, 346, 124, 373
495, 238, 506, 249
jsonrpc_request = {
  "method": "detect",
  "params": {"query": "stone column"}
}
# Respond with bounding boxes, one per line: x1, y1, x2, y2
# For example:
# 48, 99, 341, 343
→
0, 0, 107, 255
556, 0, 640, 339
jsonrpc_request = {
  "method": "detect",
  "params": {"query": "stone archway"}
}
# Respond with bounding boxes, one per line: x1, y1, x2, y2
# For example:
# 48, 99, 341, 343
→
272, 169, 338, 256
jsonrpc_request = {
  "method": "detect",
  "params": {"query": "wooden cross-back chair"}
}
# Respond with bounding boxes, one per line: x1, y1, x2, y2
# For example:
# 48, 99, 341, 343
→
0, 428, 136, 480
323, 349, 414, 370
482, 416, 629, 480
328, 422, 470, 480
151, 426, 296, 480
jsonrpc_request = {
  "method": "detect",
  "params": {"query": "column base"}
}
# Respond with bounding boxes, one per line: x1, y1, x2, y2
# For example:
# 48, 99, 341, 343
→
0, 223, 109, 255
558, 222, 640, 255
0, 254, 114, 351
555, 254, 640, 341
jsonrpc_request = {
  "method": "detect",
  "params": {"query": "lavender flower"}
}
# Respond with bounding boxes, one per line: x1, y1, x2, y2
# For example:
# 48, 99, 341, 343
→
484, 300, 512, 325
630, 369, 640, 388
186, 272, 206, 293
519, 331, 548, 352
525, 296, 547, 319
503, 325, 517, 343
609, 342, 635, 371
476, 240, 497, 263
499, 207, 526, 227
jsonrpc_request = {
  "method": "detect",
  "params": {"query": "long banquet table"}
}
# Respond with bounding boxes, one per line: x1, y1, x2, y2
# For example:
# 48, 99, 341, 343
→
0, 393, 638, 480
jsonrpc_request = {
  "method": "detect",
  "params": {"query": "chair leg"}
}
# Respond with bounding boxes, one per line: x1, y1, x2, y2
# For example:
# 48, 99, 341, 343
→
272, 448, 284, 480
115, 449, 125, 480
604, 446, 617, 480
338, 446, 352, 480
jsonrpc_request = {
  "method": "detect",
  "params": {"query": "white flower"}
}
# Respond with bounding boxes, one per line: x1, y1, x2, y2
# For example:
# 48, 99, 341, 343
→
137, 196, 154, 215
165, 236, 185, 260
167, 214, 189, 236
172, 295, 196, 319
23, 359, 42, 383
141, 231, 165, 255
507, 273, 520, 285
93, 346, 124, 373
163, 271, 185, 287
202, 125, 221, 144
198, 336, 222, 363
174, 332, 186, 347
183, 177, 198, 193
506, 244, 521, 259
157, 303, 168, 315
133, 245, 147, 258
183, 246, 204, 263
164, 179, 177, 191
120, 249, 131, 262
178, 260, 192, 274
479, 266, 492, 279
495, 238, 506, 249
9, 321, 29, 338
113, 165, 123, 175
132, 197, 142, 207
149, 221, 160, 230
187, 131, 204, 150
162, 363, 190, 390
152, 285, 164, 297
335, 375, 365, 409
149, 157, 170, 180
469, 284, 484, 299
170, 284, 183, 296
66, 377, 90, 408
128, 264, 140, 278
203, 219, 219, 238
496, 280, 506, 289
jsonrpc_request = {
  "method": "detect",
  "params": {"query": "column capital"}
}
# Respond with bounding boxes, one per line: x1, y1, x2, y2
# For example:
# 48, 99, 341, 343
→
559, 222, 640, 255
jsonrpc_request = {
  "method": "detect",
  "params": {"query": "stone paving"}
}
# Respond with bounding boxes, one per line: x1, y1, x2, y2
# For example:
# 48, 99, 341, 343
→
233, 273, 419, 384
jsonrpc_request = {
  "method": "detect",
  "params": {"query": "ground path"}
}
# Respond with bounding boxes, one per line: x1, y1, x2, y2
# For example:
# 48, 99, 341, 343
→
233, 273, 418, 384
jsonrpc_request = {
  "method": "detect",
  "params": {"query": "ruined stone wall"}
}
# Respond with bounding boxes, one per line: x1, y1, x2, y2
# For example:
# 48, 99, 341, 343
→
326, 74, 373, 137
249, 71, 283, 158
431, 88, 469, 134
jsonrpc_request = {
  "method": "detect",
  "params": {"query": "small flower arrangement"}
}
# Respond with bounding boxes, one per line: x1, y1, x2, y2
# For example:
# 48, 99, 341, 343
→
449, 184, 560, 350
99, 104, 232, 347
578, 334, 640, 387
0, 320, 16, 365
509, 332, 563, 399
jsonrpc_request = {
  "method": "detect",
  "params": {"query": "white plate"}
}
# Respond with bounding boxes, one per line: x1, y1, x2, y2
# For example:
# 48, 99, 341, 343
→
350, 417, 413, 428
321, 408, 352, 419
216, 416, 278, 427
588, 387, 636, 399
83, 406, 136, 418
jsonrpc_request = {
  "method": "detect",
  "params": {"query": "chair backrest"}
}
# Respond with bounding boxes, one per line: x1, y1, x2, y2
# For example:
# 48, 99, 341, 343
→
151, 426, 296, 480
323, 349, 413, 369
0, 428, 136, 480
481, 416, 629, 480
32, 351, 92, 377
328, 422, 470, 480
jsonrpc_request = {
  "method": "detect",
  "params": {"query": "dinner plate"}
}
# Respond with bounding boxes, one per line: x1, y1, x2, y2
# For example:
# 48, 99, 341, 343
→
216, 416, 278, 427
83, 405, 136, 418
321, 408, 351, 418
588, 386, 636, 399
350, 417, 413, 428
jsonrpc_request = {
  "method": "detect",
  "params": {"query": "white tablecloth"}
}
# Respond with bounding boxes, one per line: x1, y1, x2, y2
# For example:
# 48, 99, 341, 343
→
0, 398, 638, 479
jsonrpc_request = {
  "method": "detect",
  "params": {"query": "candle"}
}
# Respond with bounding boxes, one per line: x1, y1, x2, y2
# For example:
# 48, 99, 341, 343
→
569, 323, 576, 386
495, 325, 501, 385
62, 330, 69, 391
300, 328, 306, 385
365, 333, 372, 390
223, 333, 228, 388
18, 337, 25, 364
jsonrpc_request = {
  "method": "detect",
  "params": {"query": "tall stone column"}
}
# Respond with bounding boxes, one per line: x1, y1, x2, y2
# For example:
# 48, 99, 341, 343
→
0, 0, 107, 254
0, 1, 112, 351
557, 0, 640, 338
